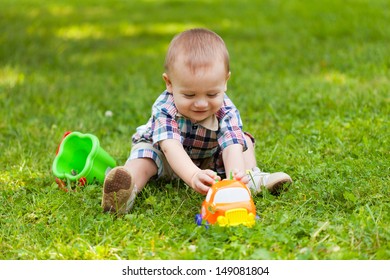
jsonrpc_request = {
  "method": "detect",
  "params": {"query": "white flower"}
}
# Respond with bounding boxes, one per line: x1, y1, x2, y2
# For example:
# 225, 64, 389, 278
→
188, 245, 197, 252
105, 110, 113, 117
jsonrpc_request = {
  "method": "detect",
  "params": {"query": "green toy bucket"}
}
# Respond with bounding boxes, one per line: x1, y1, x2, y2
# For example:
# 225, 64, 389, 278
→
52, 131, 116, 184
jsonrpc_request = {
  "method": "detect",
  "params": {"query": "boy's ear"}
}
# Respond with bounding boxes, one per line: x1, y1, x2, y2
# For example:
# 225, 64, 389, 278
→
224, 71, 231, 91
162, 73, 173, 93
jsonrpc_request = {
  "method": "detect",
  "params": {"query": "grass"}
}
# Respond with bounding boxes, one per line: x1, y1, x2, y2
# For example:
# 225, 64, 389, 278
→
0, 0, 389, 260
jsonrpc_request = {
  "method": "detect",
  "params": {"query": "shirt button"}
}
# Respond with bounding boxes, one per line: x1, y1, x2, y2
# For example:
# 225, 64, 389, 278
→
192, 125, 198, 130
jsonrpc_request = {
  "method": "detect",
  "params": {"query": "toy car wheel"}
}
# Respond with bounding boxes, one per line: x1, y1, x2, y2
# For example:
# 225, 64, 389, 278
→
195, 214, 203, 226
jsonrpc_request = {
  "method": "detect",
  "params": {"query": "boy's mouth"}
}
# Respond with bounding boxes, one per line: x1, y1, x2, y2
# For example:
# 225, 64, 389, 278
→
189, 110, 210, 122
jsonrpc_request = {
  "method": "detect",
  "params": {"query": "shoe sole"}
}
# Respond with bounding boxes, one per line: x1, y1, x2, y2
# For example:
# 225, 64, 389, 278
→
266, 173, 292, 195
102, 167, 134, 214
267, 179, 292, 195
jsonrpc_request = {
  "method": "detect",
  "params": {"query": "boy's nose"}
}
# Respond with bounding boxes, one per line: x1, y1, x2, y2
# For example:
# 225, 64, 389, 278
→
194, 99, 208, 108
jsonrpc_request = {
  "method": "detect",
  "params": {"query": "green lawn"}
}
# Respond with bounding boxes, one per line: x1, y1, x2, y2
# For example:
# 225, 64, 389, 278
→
0, 0, 389, 260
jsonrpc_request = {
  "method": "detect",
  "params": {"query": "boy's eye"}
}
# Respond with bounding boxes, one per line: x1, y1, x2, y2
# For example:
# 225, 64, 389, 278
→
183, 93, 195, 98
207, 93, 219, 98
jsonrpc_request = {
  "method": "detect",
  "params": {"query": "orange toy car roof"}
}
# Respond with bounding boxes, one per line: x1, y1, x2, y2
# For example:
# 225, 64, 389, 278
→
201, 179, 256, 225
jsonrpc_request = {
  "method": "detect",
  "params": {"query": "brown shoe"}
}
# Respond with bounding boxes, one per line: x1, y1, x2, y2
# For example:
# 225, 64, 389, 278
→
102, 167, 135, 214
247, 167, 292, 195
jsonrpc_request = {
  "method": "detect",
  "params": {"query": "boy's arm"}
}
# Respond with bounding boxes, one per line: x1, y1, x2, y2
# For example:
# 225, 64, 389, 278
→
159, 139, 218, 194
222, 143, 249, 183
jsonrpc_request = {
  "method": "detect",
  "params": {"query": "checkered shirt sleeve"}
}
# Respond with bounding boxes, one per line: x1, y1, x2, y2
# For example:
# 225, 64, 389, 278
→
151, 93, 182, 145
216, 97, 248, 151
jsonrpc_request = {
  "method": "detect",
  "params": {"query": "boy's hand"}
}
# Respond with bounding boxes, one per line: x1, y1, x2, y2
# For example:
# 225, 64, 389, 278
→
231, 169, 249, 184
191, 169, 220, 195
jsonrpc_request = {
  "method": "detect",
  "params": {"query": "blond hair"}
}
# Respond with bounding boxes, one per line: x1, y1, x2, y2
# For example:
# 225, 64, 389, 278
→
164, 28, 230, 74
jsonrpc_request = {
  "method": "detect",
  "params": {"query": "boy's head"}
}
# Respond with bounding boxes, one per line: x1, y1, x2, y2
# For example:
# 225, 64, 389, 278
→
163, 28, 231, 122
164, 28, 230, 75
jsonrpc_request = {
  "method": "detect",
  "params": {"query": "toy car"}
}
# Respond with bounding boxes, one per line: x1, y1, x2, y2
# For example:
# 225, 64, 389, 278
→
195, 179, 257, 227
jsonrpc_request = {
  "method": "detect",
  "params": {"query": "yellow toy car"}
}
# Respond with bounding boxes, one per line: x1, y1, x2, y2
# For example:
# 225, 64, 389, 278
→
195, 179, 257, 227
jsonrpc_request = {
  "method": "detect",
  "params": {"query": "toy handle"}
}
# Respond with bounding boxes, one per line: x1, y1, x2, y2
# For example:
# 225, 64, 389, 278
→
55, 131, 72, 155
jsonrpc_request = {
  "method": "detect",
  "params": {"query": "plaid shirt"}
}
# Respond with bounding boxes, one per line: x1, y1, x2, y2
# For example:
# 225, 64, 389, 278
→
131, 91, 248, 175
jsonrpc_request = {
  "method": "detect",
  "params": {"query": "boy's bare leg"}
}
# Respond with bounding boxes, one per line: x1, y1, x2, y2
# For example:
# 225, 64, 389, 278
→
124, 158, 158, 193
102, 158, 157, 214
243, 134, 257, 170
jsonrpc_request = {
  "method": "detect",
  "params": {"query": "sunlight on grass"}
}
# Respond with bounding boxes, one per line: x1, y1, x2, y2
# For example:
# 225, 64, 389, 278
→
49, 4, 113, 18
323, 70, 348, 84
26, 8, 41, 19
117, 22, 188, 37
26, 4, 109, 19
141, 0, 214, 3
118, 22, 203, 37
56, 24, 104, 40
0, 160, 47, 191
316, 70, 390, 92
56, 22, 201, 41
0, 171, 26, 191
118, 22, 141, 37
146, 22, 202, 35
0, 66, 25, 88
47, 4, 74, 17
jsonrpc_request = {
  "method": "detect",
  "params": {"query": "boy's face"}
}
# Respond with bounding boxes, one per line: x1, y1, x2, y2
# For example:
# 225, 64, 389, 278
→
163, 58, 230, 123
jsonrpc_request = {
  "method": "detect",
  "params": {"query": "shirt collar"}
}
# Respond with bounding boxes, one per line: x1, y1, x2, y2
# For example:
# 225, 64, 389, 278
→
176, 113, 219, 131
